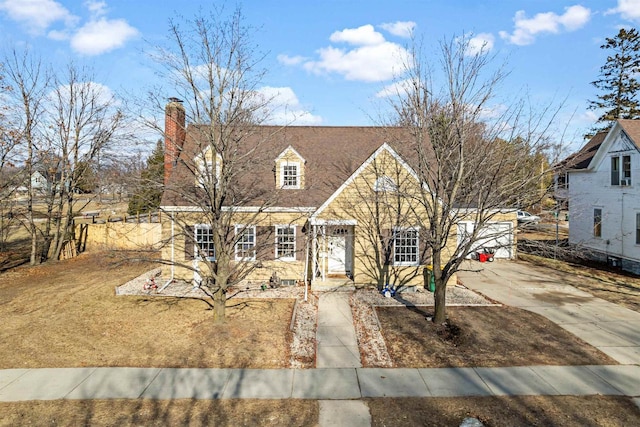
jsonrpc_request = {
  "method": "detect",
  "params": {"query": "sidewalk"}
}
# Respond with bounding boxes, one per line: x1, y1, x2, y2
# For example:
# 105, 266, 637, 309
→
457, 260, 640, 365
1, 365, 639, 401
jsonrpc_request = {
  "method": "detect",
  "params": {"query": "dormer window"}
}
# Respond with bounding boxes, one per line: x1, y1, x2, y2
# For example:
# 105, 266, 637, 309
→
275, 145, 305, 190
195, 148, 221, 188
281, 162, 300, 189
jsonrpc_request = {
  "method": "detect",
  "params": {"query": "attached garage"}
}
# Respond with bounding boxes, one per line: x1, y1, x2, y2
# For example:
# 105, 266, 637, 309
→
458, 220, 515, 259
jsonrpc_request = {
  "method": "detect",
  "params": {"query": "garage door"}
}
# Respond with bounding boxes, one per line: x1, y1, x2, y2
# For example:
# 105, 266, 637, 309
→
458, 221, 513, 259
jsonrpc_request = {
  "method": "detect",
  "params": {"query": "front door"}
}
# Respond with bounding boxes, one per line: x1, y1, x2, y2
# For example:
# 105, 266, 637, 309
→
328, 235, 346, 273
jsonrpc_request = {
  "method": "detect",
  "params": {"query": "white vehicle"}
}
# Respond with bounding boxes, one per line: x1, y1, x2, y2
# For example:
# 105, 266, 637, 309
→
517, 210, 540, 224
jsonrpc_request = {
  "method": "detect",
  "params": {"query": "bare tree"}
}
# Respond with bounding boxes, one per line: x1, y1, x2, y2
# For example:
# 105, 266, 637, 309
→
43, 64, 124, 260
0, 66, 22, 250
384, 37, 563, 323
147, 7, 286, 323
3, 48, 50, 265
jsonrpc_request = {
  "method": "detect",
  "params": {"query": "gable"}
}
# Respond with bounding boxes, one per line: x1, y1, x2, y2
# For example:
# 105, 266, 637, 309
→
589, 121, 640, 173
310, 143, 425, 223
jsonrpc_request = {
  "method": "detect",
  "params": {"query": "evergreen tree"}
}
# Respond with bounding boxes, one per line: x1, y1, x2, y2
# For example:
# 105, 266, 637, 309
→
127, 140, 164, 215
589, 28, 640, 130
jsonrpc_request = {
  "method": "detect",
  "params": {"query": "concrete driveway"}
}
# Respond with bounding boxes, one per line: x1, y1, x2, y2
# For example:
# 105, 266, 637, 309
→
457, 260, 640, 365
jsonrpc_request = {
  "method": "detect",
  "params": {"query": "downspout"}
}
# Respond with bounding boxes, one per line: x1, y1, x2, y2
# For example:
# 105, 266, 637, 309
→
303, 222, 310, 302
159, 212, 175, 292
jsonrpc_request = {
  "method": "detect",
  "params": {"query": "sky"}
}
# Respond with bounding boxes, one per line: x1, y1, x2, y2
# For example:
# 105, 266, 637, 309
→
0, 0, 639, 154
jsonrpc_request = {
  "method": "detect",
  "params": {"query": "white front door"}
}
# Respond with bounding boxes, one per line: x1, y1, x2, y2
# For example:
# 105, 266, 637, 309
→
328, 235, 346, 273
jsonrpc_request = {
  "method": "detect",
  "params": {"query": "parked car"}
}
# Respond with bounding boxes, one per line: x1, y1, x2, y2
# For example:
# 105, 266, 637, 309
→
517, 210, 540, 224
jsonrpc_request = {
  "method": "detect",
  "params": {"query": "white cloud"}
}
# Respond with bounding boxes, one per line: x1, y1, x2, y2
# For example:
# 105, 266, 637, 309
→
466, 33, 495, 55
277, 54, 306, 66
329, 24, 385, 46
258, 86, 322, 125
85, 0, 107, 18
380, 21, 416, 38
606, 0, 640, 22
499, 5, 591, 46
279, 23, 411, 82
0, 0, 137, 56
70, 17, 138, 55
375, 79, 413, 98
304, 42, 408, 82
0, 0, 76, 34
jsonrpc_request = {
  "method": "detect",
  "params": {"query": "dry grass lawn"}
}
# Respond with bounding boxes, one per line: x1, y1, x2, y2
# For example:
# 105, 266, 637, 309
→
0, 252, 295, 368
0, 399, 319, 427
369, 396, 640, 426
376, 305, 616, 367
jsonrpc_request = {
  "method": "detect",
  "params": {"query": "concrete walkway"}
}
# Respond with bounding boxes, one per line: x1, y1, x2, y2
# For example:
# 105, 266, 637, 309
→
315, 291, 367, 426
316, 292, 361, 368
457, 261, 640, 365
1, 365, 639, 402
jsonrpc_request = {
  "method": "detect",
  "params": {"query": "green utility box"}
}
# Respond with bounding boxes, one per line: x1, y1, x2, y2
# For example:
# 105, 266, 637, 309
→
424, 265, 436, 293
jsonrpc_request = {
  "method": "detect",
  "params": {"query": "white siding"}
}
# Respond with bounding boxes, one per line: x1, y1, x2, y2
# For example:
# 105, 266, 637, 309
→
568, 127, 640, 265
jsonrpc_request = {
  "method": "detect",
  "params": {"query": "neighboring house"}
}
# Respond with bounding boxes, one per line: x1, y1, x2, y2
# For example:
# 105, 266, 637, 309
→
553, 131, 607, 209
567, 120, 640, 274
159, 100, 513, 288
30, 171, 48, 192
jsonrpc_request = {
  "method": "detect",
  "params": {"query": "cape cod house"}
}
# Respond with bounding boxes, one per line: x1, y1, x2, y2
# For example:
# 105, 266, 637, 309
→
567, 120, 640, 274
159, 99, 513, 289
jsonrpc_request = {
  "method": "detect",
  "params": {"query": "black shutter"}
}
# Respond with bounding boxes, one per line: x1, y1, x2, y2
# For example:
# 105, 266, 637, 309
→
184, 225, 195, 260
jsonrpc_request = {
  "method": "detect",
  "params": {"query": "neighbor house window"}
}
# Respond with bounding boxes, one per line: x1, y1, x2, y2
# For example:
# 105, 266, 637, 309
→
195, 224, 215, 261
235, 225, 256, 261
611, 155, 632, 186
636, 213, 640, 245
275, 225, 296, 260
594, 208, 602, 238
280, 162, 299, 189
393, 227, 419, 266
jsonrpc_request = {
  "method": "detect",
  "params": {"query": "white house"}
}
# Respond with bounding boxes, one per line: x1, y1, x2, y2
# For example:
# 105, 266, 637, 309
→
568, 119, 640, 274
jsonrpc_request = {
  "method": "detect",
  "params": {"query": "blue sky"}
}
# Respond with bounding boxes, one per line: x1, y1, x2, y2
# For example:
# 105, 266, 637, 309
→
1, 0, 639, 152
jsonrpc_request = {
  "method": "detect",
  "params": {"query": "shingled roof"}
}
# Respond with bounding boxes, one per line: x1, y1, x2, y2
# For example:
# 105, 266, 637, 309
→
560, 131, 607, 171
560, 119, 640, 172
160, 125, 423, 209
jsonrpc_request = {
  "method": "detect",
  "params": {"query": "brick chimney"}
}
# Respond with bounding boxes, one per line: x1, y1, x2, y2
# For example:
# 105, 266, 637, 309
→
164, 97, 186, 186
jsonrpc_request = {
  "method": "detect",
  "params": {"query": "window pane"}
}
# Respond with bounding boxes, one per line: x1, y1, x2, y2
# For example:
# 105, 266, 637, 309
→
623, 155, 631, 179
393, 229, 418, 265
636, 213, 640, 245
276, 226, 295, 258
282, 164, 298, 187
611, 157, 620, 186
594, 209, 602, 238
195, 225, 215, 260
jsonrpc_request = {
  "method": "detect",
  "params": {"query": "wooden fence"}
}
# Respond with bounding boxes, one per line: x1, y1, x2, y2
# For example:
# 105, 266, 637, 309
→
76, 221, 162, 251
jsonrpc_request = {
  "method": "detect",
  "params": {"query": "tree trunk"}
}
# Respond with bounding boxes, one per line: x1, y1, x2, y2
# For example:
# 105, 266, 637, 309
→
212, 286, 226, 324
433, 277, 447, 323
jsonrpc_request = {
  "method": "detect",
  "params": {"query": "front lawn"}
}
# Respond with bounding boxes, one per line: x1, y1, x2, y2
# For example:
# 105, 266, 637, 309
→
0, 252, 295, 368
376, 305, 616, 367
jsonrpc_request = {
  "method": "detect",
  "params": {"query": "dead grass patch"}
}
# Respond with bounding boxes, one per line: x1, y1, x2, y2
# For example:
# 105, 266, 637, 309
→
0, 399, 318, 427
376, 306, 616, 367
368, 396, 640, 427
0, 252, 294, 368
